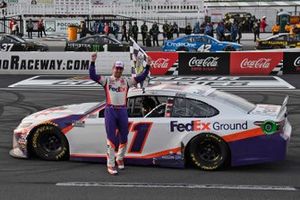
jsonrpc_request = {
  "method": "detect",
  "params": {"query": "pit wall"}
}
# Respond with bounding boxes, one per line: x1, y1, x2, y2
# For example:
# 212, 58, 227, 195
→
0, 51, 299, 75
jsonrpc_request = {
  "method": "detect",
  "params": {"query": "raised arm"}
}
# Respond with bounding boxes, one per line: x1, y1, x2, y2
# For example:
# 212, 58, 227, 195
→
89, 53, 105, 85
132, 56, 152, 84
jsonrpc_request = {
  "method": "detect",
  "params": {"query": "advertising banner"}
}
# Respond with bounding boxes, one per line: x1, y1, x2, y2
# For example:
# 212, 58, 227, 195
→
178, 52, 230, 75
283, 52, 300, 74
56, 20, 81, 33
0, 52, 131, 75
147, 52, 178, 75
230, 52, 283, 75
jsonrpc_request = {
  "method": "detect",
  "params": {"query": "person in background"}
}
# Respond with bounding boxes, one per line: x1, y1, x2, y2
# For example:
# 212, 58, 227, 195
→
121, 21, 128, 42
260, 16, 267, 33
128, 21, 133, 39
12, 21, 19, 35
167, 22, 173, 39
9, 18, 14, 34
79, 21, 87, 38
193, 22, 200, 34
26, 18, 34, 39
230, 20, 238, 42
216, 21, 225, 41
185, 23, 192, 35
112, 23, 119, 40
237, 21, 243, 44
285, 22, 292, 33
89, 53, 152, 175
172, 22, 179, 38
41, 19, 47, 37
204, 23, 213, 38
141, 22, 148, 46
162, 21, 169, 43
272, 23, 280, 35
104, 22, 110, 36
132, 21, 139, 42
37, 19, 46, 37
150, 22, 159, 46
253, 19, 260, 42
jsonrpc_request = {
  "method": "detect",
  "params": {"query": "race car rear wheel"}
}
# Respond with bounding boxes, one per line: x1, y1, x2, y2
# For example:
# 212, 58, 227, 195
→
188, 133, 229, 170
30, 124, 69, 161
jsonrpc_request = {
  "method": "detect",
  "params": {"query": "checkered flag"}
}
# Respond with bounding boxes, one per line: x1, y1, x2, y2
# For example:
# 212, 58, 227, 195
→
270, 60, 283, 76
129, 37, 151, 88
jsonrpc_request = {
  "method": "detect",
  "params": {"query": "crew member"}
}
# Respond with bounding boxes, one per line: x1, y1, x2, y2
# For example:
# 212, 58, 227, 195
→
89, 53, 151, 175
272, 23, 280, 35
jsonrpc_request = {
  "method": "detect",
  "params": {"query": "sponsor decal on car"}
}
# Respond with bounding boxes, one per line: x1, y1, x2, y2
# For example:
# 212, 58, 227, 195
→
170, 120, 248, 132
170, 120, 211, 132
166, 42, 197, 48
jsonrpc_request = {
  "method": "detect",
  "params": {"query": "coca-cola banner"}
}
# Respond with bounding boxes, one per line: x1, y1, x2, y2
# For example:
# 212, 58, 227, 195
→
230, 52, 283, 75
147, 52, 178, 75
178, 52, 230, 75
283, 52, 300, 74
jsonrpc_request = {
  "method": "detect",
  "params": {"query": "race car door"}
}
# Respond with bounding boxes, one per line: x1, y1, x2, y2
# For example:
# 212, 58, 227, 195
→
126, 95, 181, 158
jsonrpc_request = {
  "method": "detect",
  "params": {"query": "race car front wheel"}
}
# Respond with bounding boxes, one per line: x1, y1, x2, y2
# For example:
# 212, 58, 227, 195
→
29, 124, 69, 161
188, 133, 229, 170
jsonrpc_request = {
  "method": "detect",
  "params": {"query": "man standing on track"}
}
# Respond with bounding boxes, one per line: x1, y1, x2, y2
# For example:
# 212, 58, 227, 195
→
89, 53, 151, 175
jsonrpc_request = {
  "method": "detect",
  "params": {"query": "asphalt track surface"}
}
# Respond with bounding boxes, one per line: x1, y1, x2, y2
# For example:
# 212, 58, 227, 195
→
0, 75, 300, 200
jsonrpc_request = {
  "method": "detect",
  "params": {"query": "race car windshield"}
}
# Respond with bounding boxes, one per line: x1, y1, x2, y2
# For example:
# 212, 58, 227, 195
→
10, 35, 26, 43
210, 90, 255, 112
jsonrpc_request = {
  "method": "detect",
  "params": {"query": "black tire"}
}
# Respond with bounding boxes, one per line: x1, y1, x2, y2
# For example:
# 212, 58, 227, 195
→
176, 46, 189, 52
30, 124, 69, 161
188, 133, 229, 170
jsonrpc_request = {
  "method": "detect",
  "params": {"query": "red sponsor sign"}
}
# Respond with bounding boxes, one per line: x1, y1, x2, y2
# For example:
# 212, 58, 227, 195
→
148, 52, 178, 75
230, 52, 283, 75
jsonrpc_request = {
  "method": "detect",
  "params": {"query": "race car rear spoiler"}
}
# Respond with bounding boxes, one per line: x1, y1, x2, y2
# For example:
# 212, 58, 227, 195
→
277, 95, 289, 119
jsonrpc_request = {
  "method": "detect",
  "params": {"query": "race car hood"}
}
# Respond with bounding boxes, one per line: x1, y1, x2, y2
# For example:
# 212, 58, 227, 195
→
21, 102, 100, 123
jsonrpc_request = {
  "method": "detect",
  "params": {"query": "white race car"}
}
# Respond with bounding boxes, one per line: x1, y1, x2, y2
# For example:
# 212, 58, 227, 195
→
10, 84, 292, 170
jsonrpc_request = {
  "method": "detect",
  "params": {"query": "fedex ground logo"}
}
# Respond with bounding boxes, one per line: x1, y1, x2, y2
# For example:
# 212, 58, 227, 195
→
170, 120, 249, 132
170, 120, 210, 132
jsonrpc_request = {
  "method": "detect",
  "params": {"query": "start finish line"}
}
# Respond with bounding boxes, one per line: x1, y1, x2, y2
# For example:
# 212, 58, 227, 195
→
8, 75, 295, 91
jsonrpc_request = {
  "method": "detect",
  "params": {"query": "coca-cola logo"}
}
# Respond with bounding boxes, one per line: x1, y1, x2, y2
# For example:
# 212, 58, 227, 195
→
151, 58, 170, 68
240, 58, 271, 69
294, 57, 300, 67
188, 57, 219, 67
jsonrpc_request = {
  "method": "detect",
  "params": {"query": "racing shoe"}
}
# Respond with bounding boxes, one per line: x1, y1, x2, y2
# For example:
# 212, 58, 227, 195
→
107, 166, 118, 175
116, 159, 125, 170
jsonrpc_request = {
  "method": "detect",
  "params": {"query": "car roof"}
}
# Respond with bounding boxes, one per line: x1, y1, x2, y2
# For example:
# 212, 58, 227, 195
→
128, 83, 216, 98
